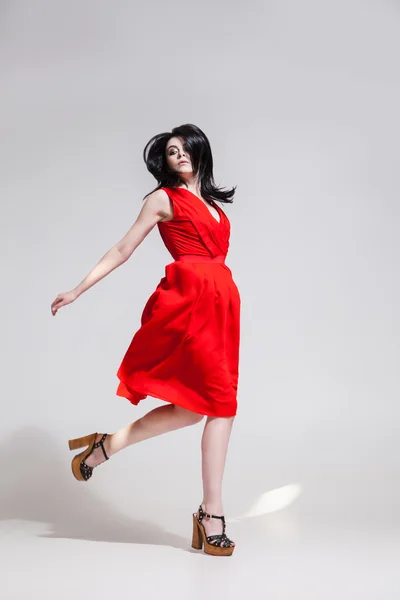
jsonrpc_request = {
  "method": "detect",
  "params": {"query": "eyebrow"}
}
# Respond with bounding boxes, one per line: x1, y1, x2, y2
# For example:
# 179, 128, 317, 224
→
166, 145, 179, 151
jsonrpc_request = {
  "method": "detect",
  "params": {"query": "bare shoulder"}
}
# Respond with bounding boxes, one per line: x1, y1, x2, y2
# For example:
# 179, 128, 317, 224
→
143, 188, 173, 222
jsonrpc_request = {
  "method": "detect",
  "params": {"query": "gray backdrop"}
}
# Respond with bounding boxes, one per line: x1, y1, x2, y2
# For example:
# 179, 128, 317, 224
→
1, 0, 399, 598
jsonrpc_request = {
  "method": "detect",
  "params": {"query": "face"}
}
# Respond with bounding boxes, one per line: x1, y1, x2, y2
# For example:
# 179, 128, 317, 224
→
165, 136, 193, 174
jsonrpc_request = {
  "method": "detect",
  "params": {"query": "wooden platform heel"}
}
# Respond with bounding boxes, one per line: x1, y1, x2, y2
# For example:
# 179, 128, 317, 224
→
191, 504, 235, 556
68, 432, 109, 481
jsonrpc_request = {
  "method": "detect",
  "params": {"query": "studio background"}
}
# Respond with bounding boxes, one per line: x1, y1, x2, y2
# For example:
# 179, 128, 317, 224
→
0, 0, 399, 597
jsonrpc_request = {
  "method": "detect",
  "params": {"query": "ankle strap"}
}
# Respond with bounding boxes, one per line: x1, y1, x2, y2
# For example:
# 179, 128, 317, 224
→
94, 433, 109, 461
198, 505, 226, 535
198, 505, 225, 522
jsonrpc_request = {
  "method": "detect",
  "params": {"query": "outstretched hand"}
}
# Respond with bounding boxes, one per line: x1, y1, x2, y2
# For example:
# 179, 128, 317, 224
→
51, 290, 79, 316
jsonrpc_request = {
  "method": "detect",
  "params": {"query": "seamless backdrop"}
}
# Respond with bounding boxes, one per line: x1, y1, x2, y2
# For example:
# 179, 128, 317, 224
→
0, 0, 399, 597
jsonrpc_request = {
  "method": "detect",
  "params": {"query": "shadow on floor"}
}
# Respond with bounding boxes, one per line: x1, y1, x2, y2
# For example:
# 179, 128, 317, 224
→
0, 426, 190, 550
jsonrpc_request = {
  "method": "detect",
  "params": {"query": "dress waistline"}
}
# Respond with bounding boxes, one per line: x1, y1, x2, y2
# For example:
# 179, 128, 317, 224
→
175, 254, 225, 264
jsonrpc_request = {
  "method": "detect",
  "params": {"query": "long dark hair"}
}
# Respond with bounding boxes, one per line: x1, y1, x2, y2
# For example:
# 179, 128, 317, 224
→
142, 123, 236, 204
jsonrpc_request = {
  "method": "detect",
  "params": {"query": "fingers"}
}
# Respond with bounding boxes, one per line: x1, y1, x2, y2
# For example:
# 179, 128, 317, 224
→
51, 290, 77, 315
51, 295, 64, 315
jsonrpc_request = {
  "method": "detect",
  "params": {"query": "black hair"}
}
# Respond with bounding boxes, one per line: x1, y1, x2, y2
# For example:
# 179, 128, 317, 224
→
142, 123, 236, 204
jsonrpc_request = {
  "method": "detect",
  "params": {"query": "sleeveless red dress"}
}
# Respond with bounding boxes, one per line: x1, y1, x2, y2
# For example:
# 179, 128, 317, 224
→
116, 186, 241, 417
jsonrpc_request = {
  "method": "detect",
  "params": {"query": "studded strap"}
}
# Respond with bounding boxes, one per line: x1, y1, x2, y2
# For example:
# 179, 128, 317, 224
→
207, 534, 233, 548
80, 433, 109, 480
93, 433, 109, 461
80, 461, 93, 480
197, 505, 234, 547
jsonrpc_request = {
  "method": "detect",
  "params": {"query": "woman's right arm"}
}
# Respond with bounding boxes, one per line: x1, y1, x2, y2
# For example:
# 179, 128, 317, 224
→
51, 189, 172, 315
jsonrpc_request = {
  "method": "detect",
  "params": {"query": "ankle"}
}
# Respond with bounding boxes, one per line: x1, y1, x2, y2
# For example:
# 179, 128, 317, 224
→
104, 433, 114, 457
94, 432, 114, 459
201, 502, 224, 516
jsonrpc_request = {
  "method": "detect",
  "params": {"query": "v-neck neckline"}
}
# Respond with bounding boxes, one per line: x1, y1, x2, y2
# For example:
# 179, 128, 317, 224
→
174, 187, 222, 225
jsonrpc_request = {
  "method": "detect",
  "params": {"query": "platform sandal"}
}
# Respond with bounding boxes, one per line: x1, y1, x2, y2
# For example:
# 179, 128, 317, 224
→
191, 504, 235, 556
68, 433, 109, 482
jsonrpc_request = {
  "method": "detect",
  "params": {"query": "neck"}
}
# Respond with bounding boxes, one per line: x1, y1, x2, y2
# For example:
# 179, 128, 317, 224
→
177, 177, 202, 196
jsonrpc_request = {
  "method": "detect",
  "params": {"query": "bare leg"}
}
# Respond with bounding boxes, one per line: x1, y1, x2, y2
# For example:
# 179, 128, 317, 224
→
85, 404, 203, 467
197, 415, 236, 547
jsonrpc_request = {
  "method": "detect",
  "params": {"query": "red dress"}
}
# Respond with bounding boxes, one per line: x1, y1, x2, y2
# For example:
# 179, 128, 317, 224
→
116, 186, 241, 417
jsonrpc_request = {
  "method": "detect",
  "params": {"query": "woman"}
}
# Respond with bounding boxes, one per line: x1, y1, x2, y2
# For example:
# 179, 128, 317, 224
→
51, 123, 241, 556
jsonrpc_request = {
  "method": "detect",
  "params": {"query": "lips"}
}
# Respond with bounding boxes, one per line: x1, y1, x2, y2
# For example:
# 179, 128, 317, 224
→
178, 161, 189, 165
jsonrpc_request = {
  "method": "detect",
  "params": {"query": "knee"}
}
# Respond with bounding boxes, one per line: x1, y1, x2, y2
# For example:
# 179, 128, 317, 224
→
186, 411, 204, 425
173, 405, 204, 425
191, 413, 205, 424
